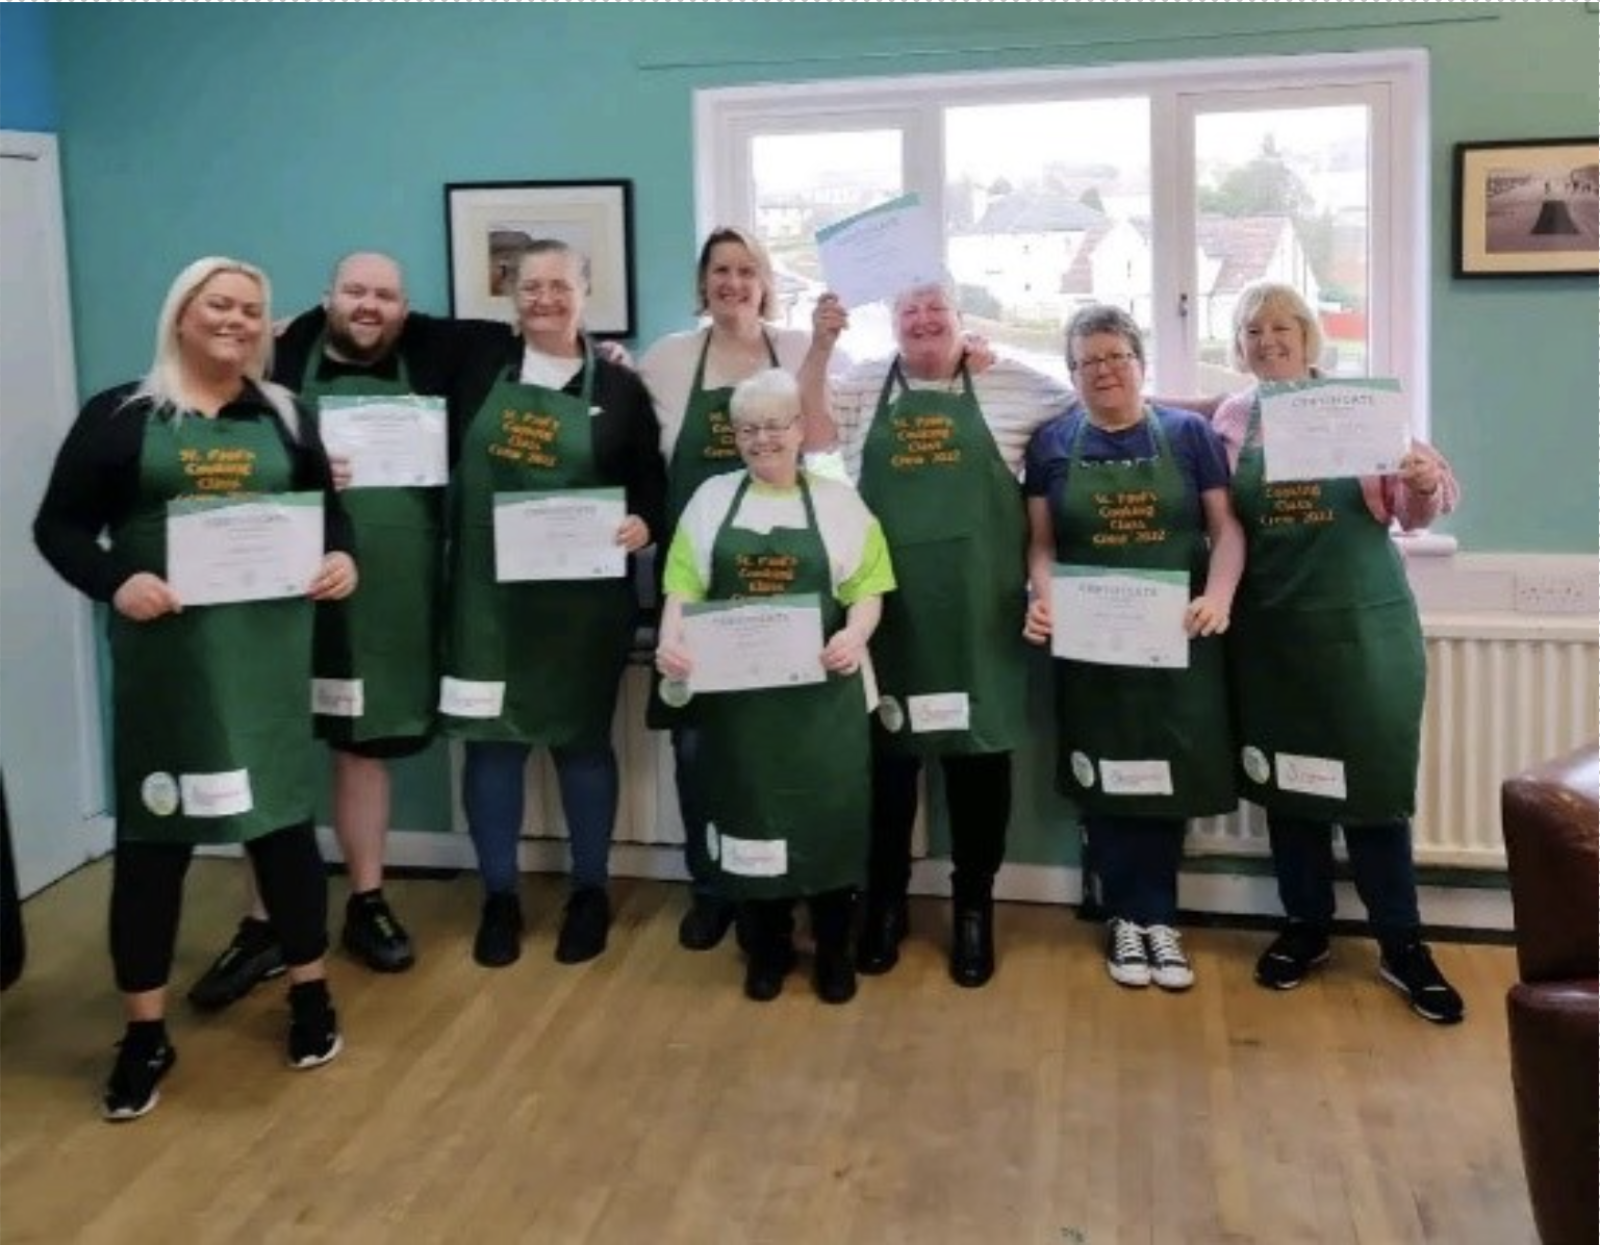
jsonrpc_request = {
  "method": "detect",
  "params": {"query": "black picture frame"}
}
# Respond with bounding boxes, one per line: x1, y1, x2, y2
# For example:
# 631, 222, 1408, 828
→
445, 179, 636, 337
1452, 138, 1599, 277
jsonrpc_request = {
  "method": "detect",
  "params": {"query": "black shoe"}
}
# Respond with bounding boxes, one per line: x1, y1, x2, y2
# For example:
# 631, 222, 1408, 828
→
287, 1006, 343, 1070
855, 896, 909, 976
187, 917, 286, 1011
101, 1037, 177, 1122
1380, 938, 1465, 1025
677, 894, 736, 952
1254, 923, 1331, 991
473, 892, 524, 968
743, 947, 796, 1003
555, 887, 611, 965
948, 902, 995, 989
342, 892, 415, 973
813, 949, 858, 1005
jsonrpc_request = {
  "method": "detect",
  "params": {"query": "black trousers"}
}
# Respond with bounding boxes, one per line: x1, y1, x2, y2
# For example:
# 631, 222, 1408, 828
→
865, 746, 1012, 906
740, 887, 856, 959
109, 821, 328, 992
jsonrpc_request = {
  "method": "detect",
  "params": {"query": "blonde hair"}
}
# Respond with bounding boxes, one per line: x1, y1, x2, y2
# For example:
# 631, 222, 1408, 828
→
1231, 281, 1323, 372
696, 227, 778, 321
729, 368, 800, 426
133, 256, 300, 437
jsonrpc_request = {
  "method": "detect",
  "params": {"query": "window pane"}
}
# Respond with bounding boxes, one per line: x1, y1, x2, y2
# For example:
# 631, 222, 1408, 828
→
1194, 105, 1371, 395
752, 130, 902, 349
946, 98, 1151, 384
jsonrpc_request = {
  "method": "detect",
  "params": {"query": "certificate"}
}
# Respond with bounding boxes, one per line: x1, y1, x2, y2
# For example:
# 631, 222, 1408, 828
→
166, 492, 324, 607
815, 193, 943, 308
317, 395, 448, 488
1050, 565, 1190, 669
492, 488, 626, 582
1258, 377, 1410, 482
682, 594, 827, 695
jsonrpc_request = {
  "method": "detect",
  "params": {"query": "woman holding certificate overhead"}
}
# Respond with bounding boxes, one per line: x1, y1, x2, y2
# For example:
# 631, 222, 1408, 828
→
655, 369, 894, 1004
1211, 281, 1463, 1024
33, 256, 356, 1120
440, 239, 665, 971
1022, 304, 1242, 994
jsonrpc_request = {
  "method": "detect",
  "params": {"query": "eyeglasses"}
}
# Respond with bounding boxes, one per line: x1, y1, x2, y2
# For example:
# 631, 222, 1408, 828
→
732, 418, 799, 439
1070, 350, 1138, 374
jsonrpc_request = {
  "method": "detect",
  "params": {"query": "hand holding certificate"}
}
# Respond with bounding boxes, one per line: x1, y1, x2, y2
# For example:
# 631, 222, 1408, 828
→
166, 492, 325, 607
493, 488, 627, 582
815, 194, 943, 309
1050, 565, 1190, 668
1259, 378, 1410, 482
318, 396, 449, 488
682, 594, 827, 695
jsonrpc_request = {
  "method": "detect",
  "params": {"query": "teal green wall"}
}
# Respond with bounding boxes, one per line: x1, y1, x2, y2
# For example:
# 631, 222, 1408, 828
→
37, 2, 1598, 851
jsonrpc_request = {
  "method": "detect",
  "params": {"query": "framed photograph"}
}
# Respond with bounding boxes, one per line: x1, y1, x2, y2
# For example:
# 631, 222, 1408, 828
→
445, 179, 636, 336
1453, 138, 1598, 277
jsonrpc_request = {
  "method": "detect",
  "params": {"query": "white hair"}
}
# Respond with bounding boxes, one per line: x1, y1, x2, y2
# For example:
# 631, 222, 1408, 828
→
130, 256, 301, 437
729, 368, 800, 425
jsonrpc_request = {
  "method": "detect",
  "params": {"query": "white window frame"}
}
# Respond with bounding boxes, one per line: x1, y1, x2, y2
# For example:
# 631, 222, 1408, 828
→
695, 49, 1430, 431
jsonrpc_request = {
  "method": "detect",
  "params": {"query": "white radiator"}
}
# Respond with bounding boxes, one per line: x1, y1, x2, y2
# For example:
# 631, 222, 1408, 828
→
1187, 618, 1599, 869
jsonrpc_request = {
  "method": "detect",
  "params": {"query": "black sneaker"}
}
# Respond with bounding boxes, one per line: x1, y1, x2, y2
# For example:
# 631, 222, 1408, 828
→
342, 893, 415, 973
287, 1005, 343, 1070
473, 892, 524, 969
101, 1039, 177, 1122
1254, 923, 1331, 991
187, 917, 286, 1011
1379, 939, 1465, 1025
555, 887, 611, 965
677, 894, 736, 952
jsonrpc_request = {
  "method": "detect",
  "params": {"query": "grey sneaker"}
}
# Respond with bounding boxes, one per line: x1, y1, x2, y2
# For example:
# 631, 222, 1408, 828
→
1105, 918, 1151, 988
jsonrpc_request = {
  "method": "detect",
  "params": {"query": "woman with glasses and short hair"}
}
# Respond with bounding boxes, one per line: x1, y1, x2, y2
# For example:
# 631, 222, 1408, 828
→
655, 369, 894, 1004
1022, 304, 1244, 993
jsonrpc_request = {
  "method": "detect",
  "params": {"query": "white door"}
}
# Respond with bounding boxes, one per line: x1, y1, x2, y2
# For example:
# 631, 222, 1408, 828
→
0, 131, 111, 895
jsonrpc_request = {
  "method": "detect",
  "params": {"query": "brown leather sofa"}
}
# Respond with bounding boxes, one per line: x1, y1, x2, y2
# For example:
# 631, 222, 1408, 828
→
1501, 743, 1598, 1245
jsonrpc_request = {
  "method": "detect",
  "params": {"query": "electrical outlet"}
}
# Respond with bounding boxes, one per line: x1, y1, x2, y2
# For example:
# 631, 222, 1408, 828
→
1513, 570, 1595, 616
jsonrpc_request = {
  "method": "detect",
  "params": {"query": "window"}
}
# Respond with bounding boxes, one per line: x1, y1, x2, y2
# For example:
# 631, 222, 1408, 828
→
695, 50, 1428, 421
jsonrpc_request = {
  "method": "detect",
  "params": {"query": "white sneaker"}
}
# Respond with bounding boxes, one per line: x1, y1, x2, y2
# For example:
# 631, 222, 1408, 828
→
1105, 918, 1151, 988
1144, 924, 1195, 992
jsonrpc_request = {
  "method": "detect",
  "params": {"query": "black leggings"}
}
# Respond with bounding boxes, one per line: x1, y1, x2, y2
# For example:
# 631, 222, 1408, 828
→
110, 822, 328, 993
866, 747, 1013, 904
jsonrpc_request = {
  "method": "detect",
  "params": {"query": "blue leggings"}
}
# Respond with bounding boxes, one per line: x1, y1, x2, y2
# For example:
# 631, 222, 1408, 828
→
462, 741, 617, 896
1268, 814, 1420, 944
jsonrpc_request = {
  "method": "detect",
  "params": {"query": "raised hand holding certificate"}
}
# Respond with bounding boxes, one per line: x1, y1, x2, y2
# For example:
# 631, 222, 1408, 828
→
166, 492, 325, 607
493, 488, 626, 582
682, 594, 827, 695
815, 193, 943, 308
317, 396, 448, 488
1259, 377, 1409, 483
1050, 565, 1190, 669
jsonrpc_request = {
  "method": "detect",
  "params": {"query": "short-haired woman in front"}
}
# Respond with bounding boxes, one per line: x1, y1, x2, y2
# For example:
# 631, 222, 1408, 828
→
1023, 304, 1243, 993
33, 257, 357, 1119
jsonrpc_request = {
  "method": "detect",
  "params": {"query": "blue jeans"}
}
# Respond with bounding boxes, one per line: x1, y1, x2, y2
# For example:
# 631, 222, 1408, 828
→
1087, 815, 1187, 926
462, 741, 617, 896
1268, 814, 1420, 945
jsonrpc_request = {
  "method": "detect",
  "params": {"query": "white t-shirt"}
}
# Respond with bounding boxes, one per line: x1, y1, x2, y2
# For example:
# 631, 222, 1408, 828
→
519, 346, 584, 390
825, 356, 1074, 481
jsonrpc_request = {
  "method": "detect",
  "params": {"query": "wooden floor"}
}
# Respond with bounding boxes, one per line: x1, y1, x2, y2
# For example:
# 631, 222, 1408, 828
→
1, 860, 1535, 1245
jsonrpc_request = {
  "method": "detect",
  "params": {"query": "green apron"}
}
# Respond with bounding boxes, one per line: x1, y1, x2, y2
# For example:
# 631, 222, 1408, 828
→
441, 344, 635, 747
648, 329, 780, 732
1049, 410, 1236, 818
857, 360, 1028, 755
303, 342, 442, 744
1230, 399, 1426, 821
699, 476, 869, 899
111, 410, 316, 843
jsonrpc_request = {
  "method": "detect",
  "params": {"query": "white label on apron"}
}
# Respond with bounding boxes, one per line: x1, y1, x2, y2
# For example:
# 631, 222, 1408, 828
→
439, 677, 505, 719
718, 833, 789, 878
907, 692, 970, 734
179, 770, 253, 818
1100, 760, 1174, 796
1276, 753, 1347, 800
312, 678, 365, 718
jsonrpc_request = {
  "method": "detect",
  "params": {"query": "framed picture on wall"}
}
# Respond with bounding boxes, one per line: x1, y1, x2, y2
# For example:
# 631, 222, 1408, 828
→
1453, 138, 1599, 277
445, 179, 636, 336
